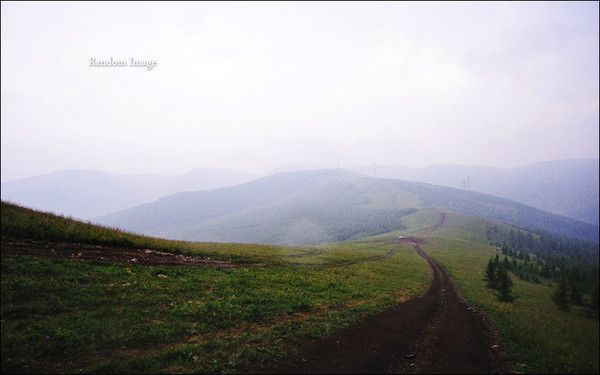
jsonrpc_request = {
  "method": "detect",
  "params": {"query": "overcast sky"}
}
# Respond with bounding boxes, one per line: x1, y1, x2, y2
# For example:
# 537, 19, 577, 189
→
1, 1, 598, 180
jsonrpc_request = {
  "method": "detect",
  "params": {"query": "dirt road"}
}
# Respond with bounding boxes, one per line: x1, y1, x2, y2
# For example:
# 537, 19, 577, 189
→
272, 236, 507, 374
3, 211, 508, 373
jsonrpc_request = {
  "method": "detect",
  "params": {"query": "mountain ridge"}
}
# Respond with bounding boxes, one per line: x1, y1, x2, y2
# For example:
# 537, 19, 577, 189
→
349, 158, 599, 225
97, 169, 599, 244
0, 168, 256, 220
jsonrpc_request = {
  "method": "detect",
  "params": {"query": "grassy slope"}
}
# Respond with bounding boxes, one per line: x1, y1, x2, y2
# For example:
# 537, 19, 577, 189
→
2, 202, 598, 373
375, 210, 599, 374
1, 203, 430, 373
1, 202, 302, 264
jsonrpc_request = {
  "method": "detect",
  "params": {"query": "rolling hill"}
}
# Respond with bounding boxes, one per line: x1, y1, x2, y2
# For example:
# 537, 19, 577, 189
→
2, 199, 598, 373
97, 169, 599, 244
0, 168, 256, 220
349, 159, 600, 226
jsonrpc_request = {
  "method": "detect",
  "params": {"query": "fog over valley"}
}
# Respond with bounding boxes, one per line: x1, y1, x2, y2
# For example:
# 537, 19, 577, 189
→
1, 2, 598, 181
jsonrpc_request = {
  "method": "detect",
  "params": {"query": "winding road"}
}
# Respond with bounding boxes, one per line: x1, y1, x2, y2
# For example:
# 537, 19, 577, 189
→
273, 235, 507, 374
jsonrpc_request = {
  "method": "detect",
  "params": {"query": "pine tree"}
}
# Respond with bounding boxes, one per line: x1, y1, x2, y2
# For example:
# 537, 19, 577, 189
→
552, 278, 570, 311
570, 283, 583, 306
484, 257, 497, 289
496, 266, 515, 302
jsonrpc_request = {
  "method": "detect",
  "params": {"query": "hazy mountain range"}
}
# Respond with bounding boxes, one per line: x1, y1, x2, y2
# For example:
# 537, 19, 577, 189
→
349, 159, 599, 226
3, 159, 598, 244
96, 169, 599, 245
0, 168, 256, 219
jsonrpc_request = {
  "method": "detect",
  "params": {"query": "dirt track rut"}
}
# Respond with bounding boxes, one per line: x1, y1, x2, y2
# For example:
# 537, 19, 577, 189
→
0, 239, 251, 268
271, 236, 507, 374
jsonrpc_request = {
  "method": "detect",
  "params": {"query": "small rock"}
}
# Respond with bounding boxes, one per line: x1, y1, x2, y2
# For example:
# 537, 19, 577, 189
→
406, 353, 415, 359
158, 274, 168, 278
77, 252, 82, 257
130, 258, 138, 262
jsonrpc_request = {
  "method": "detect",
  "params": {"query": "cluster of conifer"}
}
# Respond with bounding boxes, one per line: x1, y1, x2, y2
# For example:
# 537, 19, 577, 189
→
484, 254, 515, 302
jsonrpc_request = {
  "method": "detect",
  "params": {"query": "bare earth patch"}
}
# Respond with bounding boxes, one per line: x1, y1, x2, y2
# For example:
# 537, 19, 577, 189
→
0, 238, 257, 268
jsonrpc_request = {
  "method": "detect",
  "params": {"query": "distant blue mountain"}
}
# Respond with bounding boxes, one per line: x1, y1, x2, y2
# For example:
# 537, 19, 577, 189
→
0, 168, 256, 220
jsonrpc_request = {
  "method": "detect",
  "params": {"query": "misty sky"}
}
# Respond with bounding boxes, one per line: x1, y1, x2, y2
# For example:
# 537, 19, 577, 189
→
1, 2, 598, 181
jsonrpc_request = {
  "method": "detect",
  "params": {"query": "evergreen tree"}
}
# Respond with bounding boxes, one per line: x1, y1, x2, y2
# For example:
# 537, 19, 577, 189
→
552, 278, 570, 311
484, 257, 497, 289
496, 266, 515, 302
570, 283, 583, 306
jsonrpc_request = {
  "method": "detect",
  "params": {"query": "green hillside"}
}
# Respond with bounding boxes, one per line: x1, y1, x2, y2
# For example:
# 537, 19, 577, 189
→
2, 202, 598, 373
97, 169, 599, 244
1, 202, 430, 373
373, 210, 599, 373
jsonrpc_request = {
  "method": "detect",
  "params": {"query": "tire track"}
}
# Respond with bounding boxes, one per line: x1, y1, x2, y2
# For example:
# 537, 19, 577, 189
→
270, 235, 507, 374
285, 240, 400, 268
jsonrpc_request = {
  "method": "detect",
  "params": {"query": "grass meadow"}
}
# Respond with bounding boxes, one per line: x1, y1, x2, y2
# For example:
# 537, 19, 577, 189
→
388, 211, 599, 374
2, 203, 598, 373
1, 203, 430, 373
